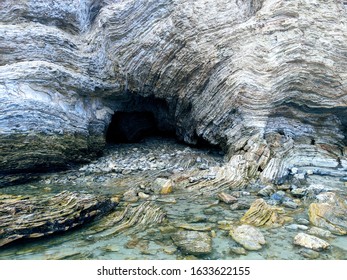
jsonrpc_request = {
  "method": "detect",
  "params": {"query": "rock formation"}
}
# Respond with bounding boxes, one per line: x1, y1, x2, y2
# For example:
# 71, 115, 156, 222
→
0, 0, 346, 187
0, 191, 116, 247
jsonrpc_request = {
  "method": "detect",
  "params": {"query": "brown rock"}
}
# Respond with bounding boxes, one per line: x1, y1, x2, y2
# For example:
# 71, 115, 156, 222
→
240, 199, 285, 227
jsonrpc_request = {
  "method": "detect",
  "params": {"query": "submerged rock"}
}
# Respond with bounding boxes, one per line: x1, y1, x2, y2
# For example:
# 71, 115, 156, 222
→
293, 233, 330, 251
0, 191, 116, 247
171, 230, 212, 256
217, 192, 238, 204
152, 178, 173, 195
229, 225, 266, 251
307, 227, 333, 239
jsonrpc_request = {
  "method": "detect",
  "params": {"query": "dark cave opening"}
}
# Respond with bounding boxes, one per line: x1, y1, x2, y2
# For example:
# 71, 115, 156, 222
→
106, 111, 175, 144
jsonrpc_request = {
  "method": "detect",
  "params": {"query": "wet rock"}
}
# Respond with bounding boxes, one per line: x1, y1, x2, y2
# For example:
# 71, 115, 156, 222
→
291, 188, 307, 198
282, 200, 299, 209
123, 189, 139, 202
285, 224, 308, 231
163, 246, 177, 255
293, 233, 330, 251
0, 191, 116, 247
270, 191, 286, 203
217, 220, 234, 231
152, 178, 173, 195
291, 167, 299, 175
229, 225, 266, 251
308, 194, 347, 235
138, 192, 150, 199
217, 192, 238, 204
308, 227, 333, 239
297, 218, 310, 225
299, 249, 320, 259
171, 230, 212, 256
230, 201, 251, 211
103, 244, 120, 252
257, 186, 276, 197
176, 224, 212, 231
230, 246, 248, 255
240, 199, 285, 227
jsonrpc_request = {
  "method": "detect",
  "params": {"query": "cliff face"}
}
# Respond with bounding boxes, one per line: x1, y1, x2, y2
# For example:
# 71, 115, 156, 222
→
0, 0, 346, 185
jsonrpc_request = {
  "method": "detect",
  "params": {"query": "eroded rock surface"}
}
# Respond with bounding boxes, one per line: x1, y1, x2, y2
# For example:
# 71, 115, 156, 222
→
0, 0, 346, 187
0, 191, 116, 247
308, 193, 347, 235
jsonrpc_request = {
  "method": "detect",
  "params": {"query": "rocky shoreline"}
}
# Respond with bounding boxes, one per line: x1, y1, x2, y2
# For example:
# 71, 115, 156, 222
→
0, 137, 346, 260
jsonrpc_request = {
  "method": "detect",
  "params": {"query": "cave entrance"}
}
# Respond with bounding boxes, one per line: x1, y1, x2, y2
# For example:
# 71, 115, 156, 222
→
106, 111, 175, 144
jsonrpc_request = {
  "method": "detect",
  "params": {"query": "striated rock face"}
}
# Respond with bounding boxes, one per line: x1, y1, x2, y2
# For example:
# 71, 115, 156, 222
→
0, 0, 346, 185
240, 198, 286, 227
308, 193, 347, 235
0, 191, 116, 247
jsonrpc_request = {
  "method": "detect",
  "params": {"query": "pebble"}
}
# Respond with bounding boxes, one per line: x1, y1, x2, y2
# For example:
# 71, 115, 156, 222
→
282, 200, 298, 209
230, 246, 247, 255
291, 188, 307, 198
285, 224, 308, 231
296, 218, 310, 225
270, 191, 286, 203
291, 167, 298, 174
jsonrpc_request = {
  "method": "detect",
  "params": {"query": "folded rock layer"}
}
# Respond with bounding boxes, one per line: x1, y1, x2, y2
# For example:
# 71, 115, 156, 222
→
0, 0, 346, 185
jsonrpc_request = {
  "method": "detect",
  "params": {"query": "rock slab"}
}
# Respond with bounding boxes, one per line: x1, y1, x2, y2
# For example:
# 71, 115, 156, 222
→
0, 191, 116, 247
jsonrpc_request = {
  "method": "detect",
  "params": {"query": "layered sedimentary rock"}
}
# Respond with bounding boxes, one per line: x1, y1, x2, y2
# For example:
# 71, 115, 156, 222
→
0, 0, 346, 186
0, 191, 116, 247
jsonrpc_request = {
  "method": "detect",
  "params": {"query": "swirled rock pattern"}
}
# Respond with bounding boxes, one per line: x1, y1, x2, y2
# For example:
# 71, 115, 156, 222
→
0, 0, 346, 186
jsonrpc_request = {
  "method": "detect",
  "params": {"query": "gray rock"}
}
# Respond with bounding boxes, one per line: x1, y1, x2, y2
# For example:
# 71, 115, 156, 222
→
230, 225, 266, 251
285, 224, 308, 231
283, 200, 299, 209
230, 246, 248, 255
291, 188, 307, 198
299, 249, 320, 259
257, 186, 276, 197
0, 0, 346, 191
230, 201, 251, 211
172, 230, 212, 256
308, 227, 333, 239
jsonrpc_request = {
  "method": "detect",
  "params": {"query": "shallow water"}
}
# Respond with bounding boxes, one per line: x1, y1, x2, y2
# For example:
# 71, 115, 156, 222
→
0, 137, 346, 260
